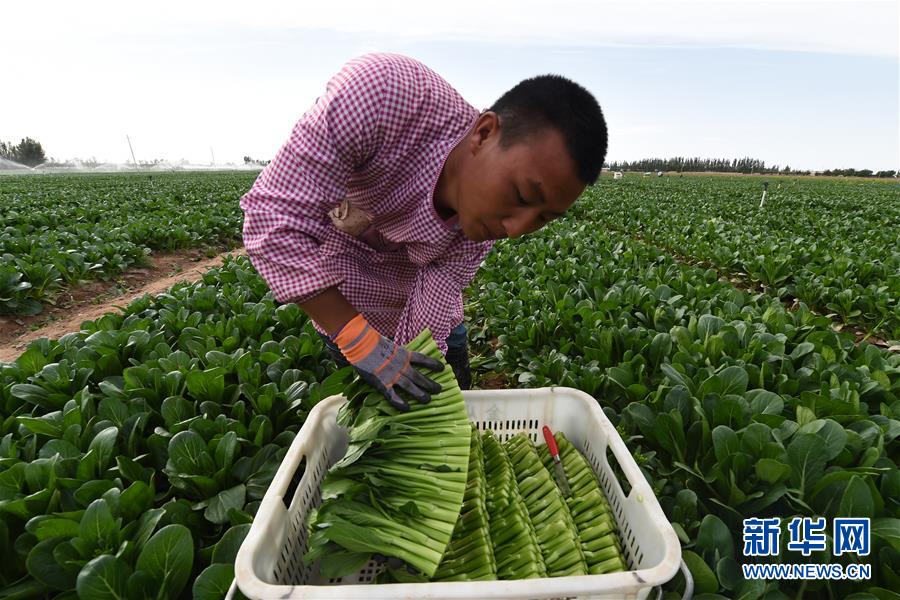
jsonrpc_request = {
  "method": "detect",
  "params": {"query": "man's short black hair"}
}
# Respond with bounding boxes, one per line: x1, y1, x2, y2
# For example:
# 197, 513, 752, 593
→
490, 75, 607, 185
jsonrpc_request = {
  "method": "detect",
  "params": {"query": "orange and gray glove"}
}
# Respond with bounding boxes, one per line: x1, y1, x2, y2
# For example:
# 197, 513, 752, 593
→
331, 314, 444, 411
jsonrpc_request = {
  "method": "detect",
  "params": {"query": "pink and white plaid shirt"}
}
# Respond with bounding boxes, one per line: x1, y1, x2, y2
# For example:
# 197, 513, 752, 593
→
240, 53, 494, 353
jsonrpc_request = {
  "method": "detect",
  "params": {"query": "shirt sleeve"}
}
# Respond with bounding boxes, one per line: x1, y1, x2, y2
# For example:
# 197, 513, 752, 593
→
393, 239, 494, 354
239, 55, 390, 303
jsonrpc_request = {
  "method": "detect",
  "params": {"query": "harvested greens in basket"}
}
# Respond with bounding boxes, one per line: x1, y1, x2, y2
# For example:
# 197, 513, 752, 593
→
304, 330, 471, 579
305, 329, 628, 582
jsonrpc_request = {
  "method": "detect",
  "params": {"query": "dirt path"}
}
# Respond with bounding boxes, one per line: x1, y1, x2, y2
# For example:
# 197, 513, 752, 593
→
0, 247, 246, 363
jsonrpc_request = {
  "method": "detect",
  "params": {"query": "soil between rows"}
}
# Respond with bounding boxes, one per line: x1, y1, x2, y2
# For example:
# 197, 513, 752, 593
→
0, 247, 246, 363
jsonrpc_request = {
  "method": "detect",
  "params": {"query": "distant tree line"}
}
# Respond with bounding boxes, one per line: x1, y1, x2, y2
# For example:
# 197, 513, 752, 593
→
606, 157, 897, 178
0, 137, 47, 167
243, 156, 270, 167
819, 168, 898, 178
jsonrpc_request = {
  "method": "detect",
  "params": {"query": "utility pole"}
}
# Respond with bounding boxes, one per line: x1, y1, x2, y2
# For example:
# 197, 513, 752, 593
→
210, 147, 216, 167
126, 135, 138, 169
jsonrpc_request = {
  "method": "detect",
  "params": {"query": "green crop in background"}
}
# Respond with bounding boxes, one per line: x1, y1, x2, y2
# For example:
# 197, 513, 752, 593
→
0, 171, 255, 315
1, 171, 898, 598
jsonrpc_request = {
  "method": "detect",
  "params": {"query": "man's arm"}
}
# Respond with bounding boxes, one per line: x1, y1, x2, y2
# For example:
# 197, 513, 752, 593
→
296, 286, 358, 336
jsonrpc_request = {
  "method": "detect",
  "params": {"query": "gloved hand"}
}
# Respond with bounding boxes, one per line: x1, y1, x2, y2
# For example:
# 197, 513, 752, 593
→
331, 314, 444, 411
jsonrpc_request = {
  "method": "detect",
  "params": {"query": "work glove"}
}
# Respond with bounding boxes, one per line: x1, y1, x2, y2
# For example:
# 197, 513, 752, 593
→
331, 314, 444, 411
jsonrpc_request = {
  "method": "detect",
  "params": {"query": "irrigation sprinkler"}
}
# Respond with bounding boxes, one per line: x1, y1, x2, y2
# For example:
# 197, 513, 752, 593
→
759, 181, 769, 208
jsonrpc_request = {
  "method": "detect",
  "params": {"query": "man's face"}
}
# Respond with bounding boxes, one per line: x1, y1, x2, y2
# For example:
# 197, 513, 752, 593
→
453, 112, 586, 243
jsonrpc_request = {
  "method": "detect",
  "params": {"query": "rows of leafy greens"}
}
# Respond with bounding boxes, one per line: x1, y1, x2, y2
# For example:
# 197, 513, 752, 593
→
0, 256, 353, 598
0, 171, 255, 315
465, 219, 900, 599
577, 176, 900, 339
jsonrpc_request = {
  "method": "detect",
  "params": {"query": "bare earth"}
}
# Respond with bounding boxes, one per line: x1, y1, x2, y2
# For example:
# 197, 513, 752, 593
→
0, 248, 245, 363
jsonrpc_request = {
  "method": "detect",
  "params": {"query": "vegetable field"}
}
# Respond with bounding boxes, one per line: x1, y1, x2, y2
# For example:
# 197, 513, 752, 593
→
580, 177, 900, 340
0, 172, 254, 315
1, 172, 898, 598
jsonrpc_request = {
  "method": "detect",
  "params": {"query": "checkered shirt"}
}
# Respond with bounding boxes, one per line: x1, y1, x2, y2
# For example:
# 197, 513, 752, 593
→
240, 53, 494, 353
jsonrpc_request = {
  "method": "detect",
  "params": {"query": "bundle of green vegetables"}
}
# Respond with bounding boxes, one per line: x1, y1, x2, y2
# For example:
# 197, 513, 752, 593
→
303, 328, 629, 583
304, 330, 471, 579
504, 433, 588, 577
431, 424, 496, 581
538, 431, 627, 575
482, 429, 546, 580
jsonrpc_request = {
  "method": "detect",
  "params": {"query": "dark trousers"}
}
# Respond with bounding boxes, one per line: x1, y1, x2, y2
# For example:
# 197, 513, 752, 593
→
318, 323, 471, 390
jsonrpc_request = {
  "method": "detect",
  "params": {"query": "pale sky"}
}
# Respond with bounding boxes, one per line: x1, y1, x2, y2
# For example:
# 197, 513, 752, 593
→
2, 0, 898, 171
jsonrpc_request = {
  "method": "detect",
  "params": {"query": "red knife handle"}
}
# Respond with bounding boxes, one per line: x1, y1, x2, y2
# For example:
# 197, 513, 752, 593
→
542, 425, 560, 457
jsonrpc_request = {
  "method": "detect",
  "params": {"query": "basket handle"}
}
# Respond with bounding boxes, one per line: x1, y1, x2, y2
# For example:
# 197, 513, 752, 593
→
280, 453, 307, 509
604, 430, 648, 500
270, 396, 345, 510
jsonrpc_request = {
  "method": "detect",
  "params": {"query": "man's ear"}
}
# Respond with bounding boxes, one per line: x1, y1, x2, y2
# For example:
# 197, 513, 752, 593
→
469, 111, 500, 155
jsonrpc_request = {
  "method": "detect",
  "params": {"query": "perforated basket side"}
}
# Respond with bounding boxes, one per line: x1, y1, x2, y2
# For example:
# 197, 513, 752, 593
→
235, 396, 344, 594
270, 438, 328, 584
581, 435, 646, 571
472, 417, 541, 441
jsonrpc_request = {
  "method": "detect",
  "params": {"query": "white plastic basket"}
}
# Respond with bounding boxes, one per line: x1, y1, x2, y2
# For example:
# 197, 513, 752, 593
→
234, 387, 682, 599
